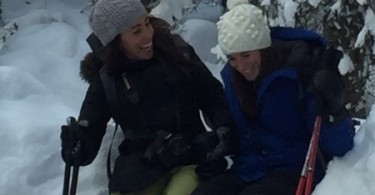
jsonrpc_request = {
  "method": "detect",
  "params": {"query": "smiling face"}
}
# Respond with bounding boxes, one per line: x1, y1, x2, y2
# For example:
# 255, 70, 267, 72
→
228, 50, 262, 81
120, 14, 154, 61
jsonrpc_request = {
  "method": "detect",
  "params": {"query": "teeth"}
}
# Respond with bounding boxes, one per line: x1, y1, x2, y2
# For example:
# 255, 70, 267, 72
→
141, 42, 152, 49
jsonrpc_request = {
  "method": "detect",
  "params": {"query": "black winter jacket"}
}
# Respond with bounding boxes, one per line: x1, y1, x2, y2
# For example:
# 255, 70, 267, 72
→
77, 18, 234, 165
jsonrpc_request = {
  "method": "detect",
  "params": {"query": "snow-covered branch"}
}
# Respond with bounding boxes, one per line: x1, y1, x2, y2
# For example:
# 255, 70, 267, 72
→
0, 21, 18, 50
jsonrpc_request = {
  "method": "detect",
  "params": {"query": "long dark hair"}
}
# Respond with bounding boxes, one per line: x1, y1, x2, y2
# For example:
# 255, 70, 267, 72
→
100, 17, 197, 77
101, 35, 130, 75
231, 47, 284, 121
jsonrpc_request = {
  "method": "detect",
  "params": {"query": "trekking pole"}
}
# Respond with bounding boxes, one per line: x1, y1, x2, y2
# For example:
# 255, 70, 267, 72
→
70, 142, 81, 195
295, 116, 322, 195
63, 158, 71, 195
62, 117, 82, 195
62, 142, 81, 195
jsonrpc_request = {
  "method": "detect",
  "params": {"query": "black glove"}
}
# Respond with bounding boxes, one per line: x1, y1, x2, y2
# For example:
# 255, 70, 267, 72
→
60, 117, 89, 166
312, 70, 345, 119
143, 131, 191, 168
206, 127, 234, 162
320, 47, 343, 72
191, 131, 219, 163
193, 127, 235, 181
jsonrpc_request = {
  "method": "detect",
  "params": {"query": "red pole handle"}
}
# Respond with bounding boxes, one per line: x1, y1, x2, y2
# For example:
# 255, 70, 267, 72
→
295, 116, 322, 195
304, 116, 322, 195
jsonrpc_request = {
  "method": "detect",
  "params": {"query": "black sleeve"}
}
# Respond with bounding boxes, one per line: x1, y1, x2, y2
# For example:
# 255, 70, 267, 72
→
78, 72, 111, 165
187, 46, 234, 130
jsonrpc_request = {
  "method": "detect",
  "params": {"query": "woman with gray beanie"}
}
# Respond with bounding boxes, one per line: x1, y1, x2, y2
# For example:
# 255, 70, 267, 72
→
59, 0, 237, 194
192, 0, 354, 194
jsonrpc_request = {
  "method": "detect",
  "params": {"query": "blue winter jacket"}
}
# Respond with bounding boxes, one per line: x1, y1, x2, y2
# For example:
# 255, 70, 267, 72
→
221, 65, 355, 183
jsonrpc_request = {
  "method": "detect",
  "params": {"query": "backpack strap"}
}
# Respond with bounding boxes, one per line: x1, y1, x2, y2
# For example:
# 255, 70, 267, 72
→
99, 69, 123, 179
99, 69, 123, 124
106, 124, 119, 178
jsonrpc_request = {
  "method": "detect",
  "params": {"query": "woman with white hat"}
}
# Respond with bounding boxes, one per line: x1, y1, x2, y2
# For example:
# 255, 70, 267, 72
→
192, 1, 354, 194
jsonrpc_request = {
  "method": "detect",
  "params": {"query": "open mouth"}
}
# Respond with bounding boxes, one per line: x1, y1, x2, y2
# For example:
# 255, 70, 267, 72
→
243, 70, 252, 76
140, 42, 152, 50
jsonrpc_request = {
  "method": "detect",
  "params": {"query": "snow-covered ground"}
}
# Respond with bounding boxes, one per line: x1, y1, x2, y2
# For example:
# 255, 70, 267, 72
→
0, 0, 374, 195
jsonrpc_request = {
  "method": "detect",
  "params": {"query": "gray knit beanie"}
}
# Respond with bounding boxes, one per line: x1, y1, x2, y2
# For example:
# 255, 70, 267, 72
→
89, 0, 147, 46
217, 0, 271, 55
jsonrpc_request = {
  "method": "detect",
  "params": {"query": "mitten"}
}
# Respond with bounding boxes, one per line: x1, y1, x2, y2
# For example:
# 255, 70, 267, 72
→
60, 117, 91, 166
312, 70, 345, 119
206, 127, 235, 162
194, 127, 236, 181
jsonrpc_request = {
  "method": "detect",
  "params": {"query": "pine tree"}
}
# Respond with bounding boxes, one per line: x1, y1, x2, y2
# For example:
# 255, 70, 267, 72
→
320, 0, 371, 118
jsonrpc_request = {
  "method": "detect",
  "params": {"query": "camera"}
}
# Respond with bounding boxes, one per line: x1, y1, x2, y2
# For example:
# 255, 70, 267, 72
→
157, 134, 191, 168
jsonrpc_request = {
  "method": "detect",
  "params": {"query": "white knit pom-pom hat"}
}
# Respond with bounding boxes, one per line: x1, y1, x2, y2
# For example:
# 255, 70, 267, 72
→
217, 0, 271, 55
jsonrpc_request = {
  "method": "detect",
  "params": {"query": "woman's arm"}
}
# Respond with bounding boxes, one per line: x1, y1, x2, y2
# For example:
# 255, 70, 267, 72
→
77, 72, 111, 165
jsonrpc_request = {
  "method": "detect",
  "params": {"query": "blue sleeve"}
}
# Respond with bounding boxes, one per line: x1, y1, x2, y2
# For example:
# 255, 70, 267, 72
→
305, 94, 355, 156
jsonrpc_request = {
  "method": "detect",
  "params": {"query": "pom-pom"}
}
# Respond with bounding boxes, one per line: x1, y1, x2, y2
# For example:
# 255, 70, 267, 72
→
227, 0, 249, 10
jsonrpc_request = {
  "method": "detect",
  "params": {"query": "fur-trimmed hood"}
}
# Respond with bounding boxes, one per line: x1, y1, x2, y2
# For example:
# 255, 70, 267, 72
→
80, 52, 103, 83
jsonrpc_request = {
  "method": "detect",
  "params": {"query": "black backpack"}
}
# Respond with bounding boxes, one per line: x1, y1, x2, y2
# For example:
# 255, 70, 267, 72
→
270, 26, 343, 89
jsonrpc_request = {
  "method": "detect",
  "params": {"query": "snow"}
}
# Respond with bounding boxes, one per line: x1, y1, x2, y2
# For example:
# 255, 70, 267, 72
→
178, 19, 218, 64
356, 0, 367, 6
355, 8, 375, 51
283, 0, 299, 27
150, 0, 195, 25
0, 0, 374, 195
330, 1, 341, 13
313, 106, 375, 195
338, 52, 355, 75
308, 0, 321, 8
